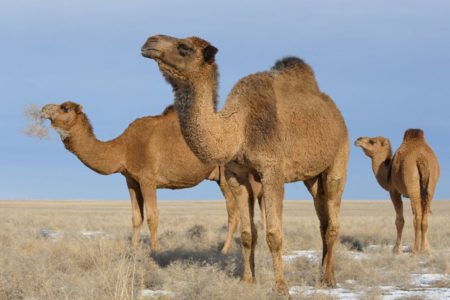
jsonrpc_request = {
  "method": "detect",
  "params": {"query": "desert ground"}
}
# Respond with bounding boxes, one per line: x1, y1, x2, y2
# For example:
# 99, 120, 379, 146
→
0, 199, 448, 299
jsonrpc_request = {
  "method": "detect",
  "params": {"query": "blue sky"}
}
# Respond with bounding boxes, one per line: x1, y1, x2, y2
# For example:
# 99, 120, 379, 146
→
0, 1, 448, 200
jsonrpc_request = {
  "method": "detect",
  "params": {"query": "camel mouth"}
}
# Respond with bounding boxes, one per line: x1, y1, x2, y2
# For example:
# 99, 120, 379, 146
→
40, 105, 58, 121
40, 110, 53, 120
141, 48, 160, 59
354, 139, 364, 147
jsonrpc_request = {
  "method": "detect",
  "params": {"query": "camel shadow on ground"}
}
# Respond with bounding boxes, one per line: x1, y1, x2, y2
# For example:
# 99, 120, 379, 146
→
149, 243, 244, 277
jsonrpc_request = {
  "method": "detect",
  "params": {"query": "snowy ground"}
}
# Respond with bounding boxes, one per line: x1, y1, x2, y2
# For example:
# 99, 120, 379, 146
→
283, 248, 450, 300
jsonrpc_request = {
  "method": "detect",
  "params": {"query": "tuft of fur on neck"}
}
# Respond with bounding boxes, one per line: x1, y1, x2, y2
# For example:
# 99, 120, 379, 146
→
167, 63, 238, 164
168, 63, 219, 116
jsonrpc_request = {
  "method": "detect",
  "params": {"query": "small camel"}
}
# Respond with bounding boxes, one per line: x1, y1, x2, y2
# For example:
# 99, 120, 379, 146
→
142, 35, 349, 293
41, 101, 262, 252
355, 129, 440, 254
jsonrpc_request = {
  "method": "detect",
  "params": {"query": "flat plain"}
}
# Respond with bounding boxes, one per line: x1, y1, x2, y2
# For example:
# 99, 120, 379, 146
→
0, 199, 449, 299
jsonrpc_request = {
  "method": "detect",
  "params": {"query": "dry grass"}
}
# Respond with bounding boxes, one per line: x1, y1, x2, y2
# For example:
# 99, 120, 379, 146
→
22, 104, 50, 139
0, 200, 448, 299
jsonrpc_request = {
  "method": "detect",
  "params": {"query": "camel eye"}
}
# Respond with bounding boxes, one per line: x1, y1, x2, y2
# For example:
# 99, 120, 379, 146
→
61, 105, 69, 113
369, 140, 375, 145
177, 43, 193, 57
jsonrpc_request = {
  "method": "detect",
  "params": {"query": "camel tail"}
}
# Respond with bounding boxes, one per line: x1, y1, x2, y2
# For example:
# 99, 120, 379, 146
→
417, 158, 431, 213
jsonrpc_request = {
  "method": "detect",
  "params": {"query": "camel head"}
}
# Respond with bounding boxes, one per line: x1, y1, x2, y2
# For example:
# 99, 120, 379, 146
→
354, 136, 392, 158
41, 101, 84, 138
141, 34, 218, 84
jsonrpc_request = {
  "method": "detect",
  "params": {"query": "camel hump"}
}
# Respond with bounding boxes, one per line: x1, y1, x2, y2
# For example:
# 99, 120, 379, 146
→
403, 128, 425, 142
162, 105, 175, 115
272, 56, 313, 74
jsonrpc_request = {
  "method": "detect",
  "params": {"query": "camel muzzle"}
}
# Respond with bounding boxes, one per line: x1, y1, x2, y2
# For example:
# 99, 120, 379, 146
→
141, 36, 162, 58
40, 104, 58, 120
354, 138, 364, 147
141, 35, 177, 59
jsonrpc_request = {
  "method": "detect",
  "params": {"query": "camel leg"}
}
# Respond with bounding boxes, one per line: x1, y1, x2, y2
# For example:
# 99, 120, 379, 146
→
410, 196, 423, 254
261, 169, 288, 294
126, 177, 144, 248
225, 169, 257, 283
304, 176, 328, 263
140, 180, 159, 251
319, 143, 348, 288
389, 190, 404, 254
216, 173, 240, 254
320, 175, 343, 287
421, 206, 430, 255
251, 178, 265, 232
409, 194, 422, 255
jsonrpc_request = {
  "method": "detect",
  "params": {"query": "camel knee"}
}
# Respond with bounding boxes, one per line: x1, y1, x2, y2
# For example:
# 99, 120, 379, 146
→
266, 230, 283, 251
132, 216, 143, 228
395, 217, 405, 228
229, 212, 240, 225
413, 216, 422, 230
326, 224, 339, 242
146, 211, 159, 224
421, 221, 428, 232
241, 230, 253, 249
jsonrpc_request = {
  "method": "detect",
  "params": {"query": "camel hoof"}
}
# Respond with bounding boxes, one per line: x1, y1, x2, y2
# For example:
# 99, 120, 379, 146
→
421, 246, 431, 256
392, 246, 401, 254
221, 244, 231, 255
420, 250, 431, 256
274, 279, 289, 296
318, 274, 336, 288
240, 276, 255, 284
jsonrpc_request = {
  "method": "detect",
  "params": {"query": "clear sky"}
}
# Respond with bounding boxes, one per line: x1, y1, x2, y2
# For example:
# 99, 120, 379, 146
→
0, 1, 448, 200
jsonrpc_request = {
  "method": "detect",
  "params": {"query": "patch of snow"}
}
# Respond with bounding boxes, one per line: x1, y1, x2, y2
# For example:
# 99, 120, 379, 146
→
401, 245, 412, 253
141, 289, 174, 298
410, 273, 449, 287
346, 251, 368, 261
80, 230, 106, 238
37, 228, 62, 240
289, 285, 359, 299
381, 286, 450, 300
365, 244, 411, 253
283, 250, 319, 263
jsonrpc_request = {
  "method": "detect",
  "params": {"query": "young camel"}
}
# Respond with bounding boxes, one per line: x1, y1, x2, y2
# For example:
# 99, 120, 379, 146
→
41, 101, 262, 252
142, 35, 349, 293
355, 129, 440, 254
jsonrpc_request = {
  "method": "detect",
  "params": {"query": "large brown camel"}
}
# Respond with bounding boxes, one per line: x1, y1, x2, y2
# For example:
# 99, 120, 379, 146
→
142, 35, 349, 293
355, 129, 440, 254
40, 101, 262, 252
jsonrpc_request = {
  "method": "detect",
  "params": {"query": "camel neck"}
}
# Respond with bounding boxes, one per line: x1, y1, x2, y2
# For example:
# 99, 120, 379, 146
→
371, 151, 392, 191
172, 69, 238, 164
62, 114, 124, 175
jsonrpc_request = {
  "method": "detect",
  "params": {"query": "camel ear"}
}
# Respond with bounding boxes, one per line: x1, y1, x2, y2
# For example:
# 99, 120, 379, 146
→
203, 45, 218, 63
75, 104, 83, 114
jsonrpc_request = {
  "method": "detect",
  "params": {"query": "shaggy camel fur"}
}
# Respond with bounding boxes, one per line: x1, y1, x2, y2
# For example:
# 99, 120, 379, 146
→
41, 101, 259, 252
355, 129, 440, 254
142, 35, 349, 293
